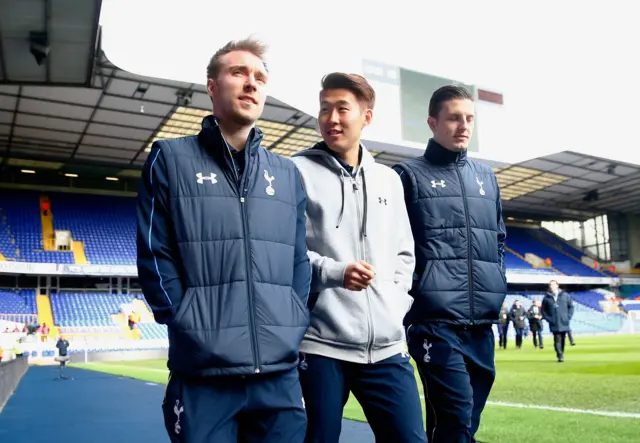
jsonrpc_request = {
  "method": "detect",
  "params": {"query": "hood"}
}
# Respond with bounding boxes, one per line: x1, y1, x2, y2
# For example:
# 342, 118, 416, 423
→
293, 141, 377, 171
293, 141, 377, 237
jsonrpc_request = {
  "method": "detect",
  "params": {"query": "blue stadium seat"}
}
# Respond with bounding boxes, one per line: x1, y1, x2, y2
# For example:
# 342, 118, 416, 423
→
0, 191, 74, 263
0, 289, 37, 317
50, 193, 136, 266
506, 227, 605, 277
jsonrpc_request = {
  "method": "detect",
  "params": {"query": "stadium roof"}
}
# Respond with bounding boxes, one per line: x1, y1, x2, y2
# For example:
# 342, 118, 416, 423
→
0, 51, 323, 174
1, 3, 638, 221
495, 152, 640, 219
2, 53, 639, 220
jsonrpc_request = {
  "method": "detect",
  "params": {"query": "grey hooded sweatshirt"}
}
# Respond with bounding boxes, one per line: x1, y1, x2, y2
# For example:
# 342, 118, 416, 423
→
292, 142, 415, 364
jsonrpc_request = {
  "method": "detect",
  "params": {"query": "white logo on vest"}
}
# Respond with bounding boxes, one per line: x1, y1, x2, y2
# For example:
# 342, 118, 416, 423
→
264, 170, 275, 196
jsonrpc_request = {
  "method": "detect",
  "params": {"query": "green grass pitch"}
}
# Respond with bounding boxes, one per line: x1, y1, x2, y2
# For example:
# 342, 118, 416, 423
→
77, 334, 640, 443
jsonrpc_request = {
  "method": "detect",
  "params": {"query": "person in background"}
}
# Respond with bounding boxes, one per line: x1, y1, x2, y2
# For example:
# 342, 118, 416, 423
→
528, 299, 544, 349
510, 300, 526, 350
498, 302, 510, 349
541, 280, 574, 362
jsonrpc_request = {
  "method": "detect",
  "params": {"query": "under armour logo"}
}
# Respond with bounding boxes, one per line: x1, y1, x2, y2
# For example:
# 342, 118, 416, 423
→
264, 169, 275, 196
174, 399, 184, 434
431, 179, 446, 188
378, 197, 387, 205
196, 172, 217, 184
476, 176, 486, 196
423, 340, 433, 363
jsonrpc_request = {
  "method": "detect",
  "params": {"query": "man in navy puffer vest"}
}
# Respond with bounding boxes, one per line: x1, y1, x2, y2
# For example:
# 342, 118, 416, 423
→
136, 38, 311, 443
393, 85, 507, 443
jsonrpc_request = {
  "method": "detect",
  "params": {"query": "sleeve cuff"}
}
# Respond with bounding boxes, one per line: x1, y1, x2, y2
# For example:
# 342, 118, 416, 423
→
322, 261, 348, 289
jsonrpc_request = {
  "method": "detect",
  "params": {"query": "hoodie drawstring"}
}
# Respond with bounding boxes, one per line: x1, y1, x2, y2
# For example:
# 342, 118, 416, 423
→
335, 169, 368, 238
361, 169, 368, 238
336, 172, 346, 229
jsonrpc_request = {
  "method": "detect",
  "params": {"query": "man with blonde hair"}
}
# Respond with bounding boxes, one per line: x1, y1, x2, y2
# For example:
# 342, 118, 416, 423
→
137, 38, 311, 443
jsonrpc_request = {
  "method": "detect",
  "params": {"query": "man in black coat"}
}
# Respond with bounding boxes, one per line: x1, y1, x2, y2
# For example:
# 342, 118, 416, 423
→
509, 300, 526, 349
498, 302, 510, 349
528, 300, 544, 349
541, 280, 574, 362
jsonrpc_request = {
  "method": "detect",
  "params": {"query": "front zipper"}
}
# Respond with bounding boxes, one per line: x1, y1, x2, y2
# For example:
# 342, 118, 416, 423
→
454, 161, 475, 323
225, 141, 261, 374
353, 174, 375, 363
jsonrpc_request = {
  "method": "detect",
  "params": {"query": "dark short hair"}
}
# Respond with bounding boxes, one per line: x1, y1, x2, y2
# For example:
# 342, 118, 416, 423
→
321, 72, 376, 109
429, 85, 473, 117
206, 37, 268, 80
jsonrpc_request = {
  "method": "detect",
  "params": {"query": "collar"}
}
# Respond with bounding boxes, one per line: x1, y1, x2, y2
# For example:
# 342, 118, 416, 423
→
313, 142, 362, 176
198, 115, 264, 157
424, 138, 468, 165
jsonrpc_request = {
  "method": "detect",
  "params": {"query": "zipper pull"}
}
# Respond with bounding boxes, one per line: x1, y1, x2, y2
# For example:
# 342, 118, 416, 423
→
240, 197, 245, 203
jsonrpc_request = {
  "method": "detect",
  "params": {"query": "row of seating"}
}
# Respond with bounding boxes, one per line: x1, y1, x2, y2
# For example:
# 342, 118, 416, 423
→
505, 226, 606, 277
0, 289, 37, 314
0, 191, 614, 277
503, 292, 626, 334
50, 292, 134, 327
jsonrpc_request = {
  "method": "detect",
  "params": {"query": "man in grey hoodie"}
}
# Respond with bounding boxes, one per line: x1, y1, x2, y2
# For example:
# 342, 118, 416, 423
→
291, 73, 426, 443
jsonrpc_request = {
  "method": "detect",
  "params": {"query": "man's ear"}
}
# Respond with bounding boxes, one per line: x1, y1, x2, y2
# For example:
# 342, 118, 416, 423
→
207, 77, 216, 98
427, 116, 437, 133
362, 108, 373, 128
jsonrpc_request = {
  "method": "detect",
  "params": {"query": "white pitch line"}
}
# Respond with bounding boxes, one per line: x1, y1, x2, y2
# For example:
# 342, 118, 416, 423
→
86, 366, 640, 419
486, 401, 640, 419
86, 363, 169, 373
419, 395, 639, 419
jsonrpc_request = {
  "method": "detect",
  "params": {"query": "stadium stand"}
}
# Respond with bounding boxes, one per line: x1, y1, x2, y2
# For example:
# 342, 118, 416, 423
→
1, 190, 615, 279
50, 292, 132, 327
0, 289, 37, 323
505, 226, 604, 277
505, 249, 558, 275
50, 193, 136, 266
502, 292, 627, 335
0, 191, 74, 264
0, 189, 631, 352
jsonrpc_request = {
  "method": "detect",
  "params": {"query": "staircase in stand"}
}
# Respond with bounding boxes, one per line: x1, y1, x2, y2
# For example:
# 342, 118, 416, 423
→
71, 240, 88, 264
36, 294, 59, 337
39, 196, 56, 251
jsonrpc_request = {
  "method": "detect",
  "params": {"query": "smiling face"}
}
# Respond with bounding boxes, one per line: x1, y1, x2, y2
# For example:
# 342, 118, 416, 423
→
317, 73, 375, 159
207, 49, 268, 127
318, 88, 372, 156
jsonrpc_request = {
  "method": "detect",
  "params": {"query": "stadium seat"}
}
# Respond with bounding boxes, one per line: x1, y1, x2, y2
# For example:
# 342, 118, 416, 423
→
0, 289, 37, 323
506, 227, 605, 277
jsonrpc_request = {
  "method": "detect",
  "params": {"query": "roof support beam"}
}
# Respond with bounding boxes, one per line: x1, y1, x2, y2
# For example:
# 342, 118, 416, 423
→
44, 0, 52, 83
71, 76, 115, 159
6, 86, 22, 156
0, 25, 7, 80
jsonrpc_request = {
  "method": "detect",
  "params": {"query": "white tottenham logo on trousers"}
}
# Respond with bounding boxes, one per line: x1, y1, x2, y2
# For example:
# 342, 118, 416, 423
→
423, 339, 433, 363
174, 399, 184, 434
196, 172, 217, 184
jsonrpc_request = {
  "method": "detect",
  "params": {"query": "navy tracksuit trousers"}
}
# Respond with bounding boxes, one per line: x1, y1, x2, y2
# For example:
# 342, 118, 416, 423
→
298, 352, 427, 443
408, 323, 496, 443
161, 367, 306, 443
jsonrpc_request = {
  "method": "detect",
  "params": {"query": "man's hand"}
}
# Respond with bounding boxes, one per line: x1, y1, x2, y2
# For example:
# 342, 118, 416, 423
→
344, 260, 376, 291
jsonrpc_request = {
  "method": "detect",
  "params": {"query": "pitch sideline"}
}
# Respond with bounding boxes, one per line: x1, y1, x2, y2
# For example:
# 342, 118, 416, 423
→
84, 363, 639, 419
